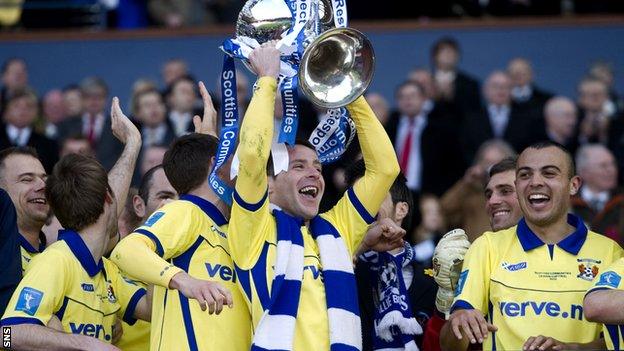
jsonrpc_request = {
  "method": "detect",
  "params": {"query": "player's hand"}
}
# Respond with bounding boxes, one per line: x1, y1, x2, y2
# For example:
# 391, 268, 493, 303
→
111, 97, 141, 147
361, 218, 406, 252
523, 335, 567, 350
248, 41, 280, 78
111, 317, 123, 344
193, 81, 218, 137
448, 309, 497, 344
433, 229, 470, 291
170, 272, 233, 314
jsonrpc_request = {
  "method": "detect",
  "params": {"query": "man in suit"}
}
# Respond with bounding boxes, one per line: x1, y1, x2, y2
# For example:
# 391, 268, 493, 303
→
507, 57, 553, 119
57, 76, 123, 170
540, 96, 579, 154
461, 70, 536, 164
0, 58, 29, 115
0, 90, 58, 172
572, 144, 624, 244
577, 76, 612, 144
430, 37, 482, 118
165, 75, 200, 137
386, 81, 465, 199
134, 88, 175, 148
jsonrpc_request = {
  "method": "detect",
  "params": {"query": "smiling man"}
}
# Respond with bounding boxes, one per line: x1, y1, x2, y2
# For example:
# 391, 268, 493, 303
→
229, 43, 399, 350
440, 141, 623, 351
484, 157, 522, 232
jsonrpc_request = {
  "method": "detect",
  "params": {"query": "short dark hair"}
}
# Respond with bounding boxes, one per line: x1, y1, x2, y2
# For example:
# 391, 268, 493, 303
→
345, 159, 413, 229
0, 147, 40, 178
80, 76, 109, 96
46, 154, 111, 231
132, 88, 162, 116
267, 139, 318, 177
523, 140, 576, 178
163, 133, 219, 194
138, 164, 164, 203
431, 37, 460, 59
489, 156, 517, 178
395, 80, 426, 98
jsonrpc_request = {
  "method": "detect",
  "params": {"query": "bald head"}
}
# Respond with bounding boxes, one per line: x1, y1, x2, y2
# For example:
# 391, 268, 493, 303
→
508, 58, 533, 88
544, 97, 577, 142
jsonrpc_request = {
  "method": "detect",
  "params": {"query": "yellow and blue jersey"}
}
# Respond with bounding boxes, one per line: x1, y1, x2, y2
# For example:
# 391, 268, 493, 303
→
115, 194, 251, 351
115, 277, 150, 351
587, 257, 624, 350
18, 232, 46, 273
229, 187, 375, 350
452, 214, 623, 350
1, 230, 146, 343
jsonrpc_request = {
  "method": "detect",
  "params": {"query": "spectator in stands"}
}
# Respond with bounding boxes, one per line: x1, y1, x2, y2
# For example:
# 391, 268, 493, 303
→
0, 90, 58, 172
213, 69, 251, 116
129, 77, 158, 116
430, 37, 481, 116
461, 70, 536, 163
57, 76, 123, 170
412, 194, 445, 267
166, 75, 199, 137
134, 88, 175, 148
588, 61, 623, 115
540, 96, 579, 154
61, 84, 83, 118
409, 67, 462, 125
40, 89, 68, 140
148, 0, 216, 27
59, 135, 94, 157
365, 92, 391, 126
572, 144, 624, 244
139, 144, 167, 177
0, 58, 29, 113
577, 76, 611, 144
161, 58, 189, 88
386, 81, 465, 200
441, 139, 516, 242
507, 57, 553, 119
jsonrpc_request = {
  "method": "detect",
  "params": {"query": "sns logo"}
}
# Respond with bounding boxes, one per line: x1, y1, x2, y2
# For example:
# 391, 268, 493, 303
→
499, 301, 584, 320
69, 323, 111, 341
206, 263, 237, 283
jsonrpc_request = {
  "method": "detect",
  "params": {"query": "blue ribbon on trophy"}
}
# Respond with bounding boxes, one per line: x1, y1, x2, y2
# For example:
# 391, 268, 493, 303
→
208, 55, 239, 205
212, 0, 371, 203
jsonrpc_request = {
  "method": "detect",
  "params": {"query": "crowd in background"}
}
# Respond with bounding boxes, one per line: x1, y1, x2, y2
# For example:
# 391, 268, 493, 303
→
1, 36, 623, 269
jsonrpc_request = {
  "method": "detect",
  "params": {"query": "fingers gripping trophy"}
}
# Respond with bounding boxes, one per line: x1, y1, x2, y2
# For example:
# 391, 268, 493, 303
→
432, 229, 471, 319
209, 0, 376, 203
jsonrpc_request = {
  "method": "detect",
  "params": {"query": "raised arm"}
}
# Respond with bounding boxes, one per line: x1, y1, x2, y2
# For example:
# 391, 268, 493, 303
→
235, 43, 280, 203
6, 324, 120, 351
347, 96, 400, 217
107, 97, 142, 217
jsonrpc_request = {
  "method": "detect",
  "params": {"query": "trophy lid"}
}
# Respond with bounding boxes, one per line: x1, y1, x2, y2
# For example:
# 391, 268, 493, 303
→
236, 0, 293, 44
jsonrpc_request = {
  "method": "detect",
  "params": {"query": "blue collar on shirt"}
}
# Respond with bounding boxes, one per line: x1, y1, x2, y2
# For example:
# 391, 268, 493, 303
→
179, 194, 227, 226
516, 214, 587, 255
18, 232, 46, 253
58, 229, 104, 277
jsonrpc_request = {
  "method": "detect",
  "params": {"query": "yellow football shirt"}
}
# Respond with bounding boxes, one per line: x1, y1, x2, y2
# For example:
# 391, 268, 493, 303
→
587, 257, 624, 350
18, 232, 46, 273
452, 214, 623, 350
115, 277, 150, 351
229, 76, 398, 351
112, 194, 251, 351
1, 230, 146, 343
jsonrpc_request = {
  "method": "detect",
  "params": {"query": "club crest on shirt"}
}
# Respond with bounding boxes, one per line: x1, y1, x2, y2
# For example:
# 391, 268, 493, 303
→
577, 258, 601, 281
107, 285, 117, 303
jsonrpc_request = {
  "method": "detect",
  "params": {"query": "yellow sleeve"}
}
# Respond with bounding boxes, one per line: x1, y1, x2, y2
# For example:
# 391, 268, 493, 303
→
228, 77, 277, 269
323, 96, 400, 253
235, 76, 277, 204
104, 260, 146, 326
588, 257, 624, 294
110, 203, 201, 287
1, 252, 67, 326
451, 233, 492, 314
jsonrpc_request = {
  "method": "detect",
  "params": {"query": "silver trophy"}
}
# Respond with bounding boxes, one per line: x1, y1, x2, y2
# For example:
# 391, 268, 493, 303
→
235, 0, 375, 108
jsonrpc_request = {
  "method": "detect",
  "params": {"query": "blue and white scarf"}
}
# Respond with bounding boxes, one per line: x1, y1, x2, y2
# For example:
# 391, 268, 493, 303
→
359, 244, 422, 351
251, 210, 362, 351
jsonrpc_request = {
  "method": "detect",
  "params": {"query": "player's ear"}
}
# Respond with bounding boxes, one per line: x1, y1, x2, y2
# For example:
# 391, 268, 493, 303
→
133, 194, 146, 219
394, 201, 409, 223
569, 175, 581, 196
